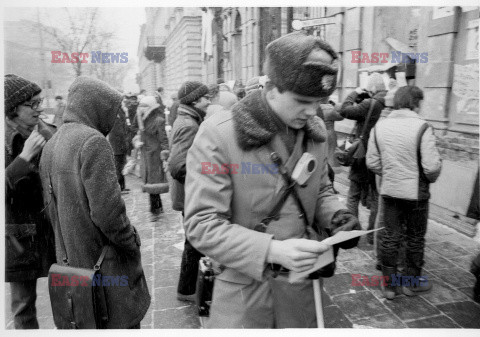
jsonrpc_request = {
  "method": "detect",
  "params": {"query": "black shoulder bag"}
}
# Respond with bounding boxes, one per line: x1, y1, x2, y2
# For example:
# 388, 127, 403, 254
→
335, 99, 376, 166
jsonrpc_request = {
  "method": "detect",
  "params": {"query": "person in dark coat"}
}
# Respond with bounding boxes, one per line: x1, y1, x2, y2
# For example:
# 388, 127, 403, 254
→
123, 93, 139, 151
4, 74, 56, 329
169, 80, 210, 302
39, 76, 151, 329
136, 95, 169, 214
168, 97, 180, 127
108, 99, 130, 192
340, 73, 387, 243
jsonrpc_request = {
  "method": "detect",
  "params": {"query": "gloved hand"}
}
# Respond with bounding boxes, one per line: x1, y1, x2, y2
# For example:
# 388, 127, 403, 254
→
331, 210, 361, 249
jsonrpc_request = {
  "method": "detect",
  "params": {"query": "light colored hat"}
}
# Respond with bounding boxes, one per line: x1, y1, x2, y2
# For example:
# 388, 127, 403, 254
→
366, 73, 386, 93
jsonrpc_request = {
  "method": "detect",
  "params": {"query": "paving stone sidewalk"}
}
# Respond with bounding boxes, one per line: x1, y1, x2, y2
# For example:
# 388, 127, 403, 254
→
5, 175, 480, 329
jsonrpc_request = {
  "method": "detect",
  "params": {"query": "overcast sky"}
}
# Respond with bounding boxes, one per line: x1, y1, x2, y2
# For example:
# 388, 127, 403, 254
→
4, 7, 146, 92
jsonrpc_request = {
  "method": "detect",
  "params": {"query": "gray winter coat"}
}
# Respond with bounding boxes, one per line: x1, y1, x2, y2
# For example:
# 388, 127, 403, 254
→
39, 76, 150, 328
168, 104, 205, 211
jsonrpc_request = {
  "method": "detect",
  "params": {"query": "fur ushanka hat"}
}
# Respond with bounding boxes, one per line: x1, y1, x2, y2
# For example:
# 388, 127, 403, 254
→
263, 31, 339, 97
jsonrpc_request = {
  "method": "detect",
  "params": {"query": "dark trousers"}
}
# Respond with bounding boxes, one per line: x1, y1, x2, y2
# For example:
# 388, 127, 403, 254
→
177, 239, 204, 295
380, 196, 429, 276
347, 179, 378, 231
149, 194, 163, 212
114, 154, 127, 190
10, 280, 39, 329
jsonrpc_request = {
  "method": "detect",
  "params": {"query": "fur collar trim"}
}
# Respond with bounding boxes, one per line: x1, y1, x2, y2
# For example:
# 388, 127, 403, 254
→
178, 104, 206, 124
232, 90, 327, 151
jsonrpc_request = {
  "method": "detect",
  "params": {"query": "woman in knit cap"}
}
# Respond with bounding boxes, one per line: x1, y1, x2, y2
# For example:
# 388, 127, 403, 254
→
4, 74, 56, 329
168, 80, 210, 302
136, 96, 170, 214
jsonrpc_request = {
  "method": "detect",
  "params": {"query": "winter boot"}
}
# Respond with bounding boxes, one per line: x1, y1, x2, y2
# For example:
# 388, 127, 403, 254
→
149, 194, 163, 214
402, 268, 432, 296
381, 265, 397, 300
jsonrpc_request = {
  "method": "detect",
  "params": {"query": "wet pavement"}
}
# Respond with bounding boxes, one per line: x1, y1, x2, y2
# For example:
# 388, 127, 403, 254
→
5, 174, 480, 329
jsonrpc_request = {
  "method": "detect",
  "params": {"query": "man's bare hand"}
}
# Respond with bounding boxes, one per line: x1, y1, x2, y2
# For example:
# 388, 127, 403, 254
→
266, 239, 329, 273
19, 130, 46, 162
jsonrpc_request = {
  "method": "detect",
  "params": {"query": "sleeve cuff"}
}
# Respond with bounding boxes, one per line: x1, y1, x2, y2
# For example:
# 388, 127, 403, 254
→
6, 156, 35, 187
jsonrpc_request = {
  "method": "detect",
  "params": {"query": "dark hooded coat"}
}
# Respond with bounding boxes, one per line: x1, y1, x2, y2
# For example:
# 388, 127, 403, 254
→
39, 76, 150, 328
5, 118, 56, 282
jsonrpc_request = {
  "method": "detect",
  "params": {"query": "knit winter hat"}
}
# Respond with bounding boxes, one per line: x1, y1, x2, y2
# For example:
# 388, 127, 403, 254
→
366, 72, 386, 93
178, 81, 209, 105
263, 31, 338, 97
4, 74, 42, 114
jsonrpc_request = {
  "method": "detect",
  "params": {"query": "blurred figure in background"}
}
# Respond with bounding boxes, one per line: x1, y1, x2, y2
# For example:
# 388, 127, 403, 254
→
205, 83, 238, 119
53, 95, 66, 127
122, 93, 140, 177
137, 96, 169, 214
340, 73, 387, 243
5, 74, 56, 329
108, 95, 130, 192
168, 93, 180, 127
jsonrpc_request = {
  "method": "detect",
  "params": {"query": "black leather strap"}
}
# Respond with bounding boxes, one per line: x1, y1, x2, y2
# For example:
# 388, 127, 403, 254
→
48, 173, 109, 270
360, 99, 376, 140
48, 174, 69, 265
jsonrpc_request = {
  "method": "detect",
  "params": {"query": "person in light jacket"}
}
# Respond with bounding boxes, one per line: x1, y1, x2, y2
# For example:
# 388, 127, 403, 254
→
366, 85, 442, 300
184, 32, 361, 328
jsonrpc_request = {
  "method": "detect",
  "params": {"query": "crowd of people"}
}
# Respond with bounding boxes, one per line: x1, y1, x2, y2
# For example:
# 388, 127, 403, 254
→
4, 31, 479, 329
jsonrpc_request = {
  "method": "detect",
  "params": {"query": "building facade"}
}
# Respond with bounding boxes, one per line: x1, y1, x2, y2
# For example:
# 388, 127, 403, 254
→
137, 7, 203, 98
138, 6, 479, 234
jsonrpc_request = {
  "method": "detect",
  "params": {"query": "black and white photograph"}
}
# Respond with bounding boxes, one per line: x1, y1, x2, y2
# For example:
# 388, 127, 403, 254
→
2, 0, 480, 331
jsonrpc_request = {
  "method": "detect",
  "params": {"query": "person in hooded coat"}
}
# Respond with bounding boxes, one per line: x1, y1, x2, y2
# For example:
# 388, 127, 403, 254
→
136, 96, 169, 214
39, 76, 151, 329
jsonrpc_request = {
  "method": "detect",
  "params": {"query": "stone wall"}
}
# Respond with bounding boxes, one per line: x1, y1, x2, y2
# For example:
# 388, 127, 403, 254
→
165, 16, 203, 96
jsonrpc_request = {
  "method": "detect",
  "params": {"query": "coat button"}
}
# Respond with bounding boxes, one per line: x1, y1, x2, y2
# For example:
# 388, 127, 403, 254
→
298, 213, 304, 219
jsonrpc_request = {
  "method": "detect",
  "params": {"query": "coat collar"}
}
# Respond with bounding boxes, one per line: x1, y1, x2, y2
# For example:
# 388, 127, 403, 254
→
388, 109, 422, 119
232, 90, 327, 151
178, 104, 205, 124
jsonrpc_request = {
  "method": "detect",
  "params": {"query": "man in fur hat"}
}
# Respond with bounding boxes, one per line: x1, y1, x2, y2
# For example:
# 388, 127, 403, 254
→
183, 32, 361, 328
